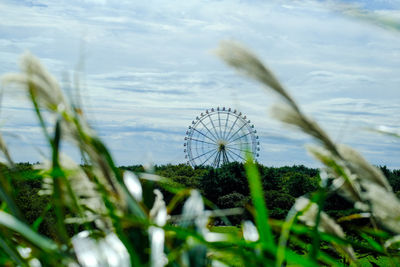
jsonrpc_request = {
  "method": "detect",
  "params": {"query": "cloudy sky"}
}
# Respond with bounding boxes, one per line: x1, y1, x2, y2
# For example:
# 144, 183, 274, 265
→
1, 0, 400, 168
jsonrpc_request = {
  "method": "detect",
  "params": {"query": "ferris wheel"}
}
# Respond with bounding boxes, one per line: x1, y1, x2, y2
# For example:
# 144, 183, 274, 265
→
184, 107, 260, 168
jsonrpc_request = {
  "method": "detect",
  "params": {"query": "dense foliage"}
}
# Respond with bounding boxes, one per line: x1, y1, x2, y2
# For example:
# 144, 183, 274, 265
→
12, 162, 400, 235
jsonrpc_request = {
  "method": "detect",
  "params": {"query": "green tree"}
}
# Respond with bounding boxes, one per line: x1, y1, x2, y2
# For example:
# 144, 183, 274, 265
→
284, 172, 319, 197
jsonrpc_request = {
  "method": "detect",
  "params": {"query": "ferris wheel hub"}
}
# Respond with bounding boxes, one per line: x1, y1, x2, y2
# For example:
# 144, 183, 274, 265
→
218, 141, 226, 152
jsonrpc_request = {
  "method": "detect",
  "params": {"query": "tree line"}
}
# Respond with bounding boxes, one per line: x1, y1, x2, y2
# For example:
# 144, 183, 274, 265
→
5, 162, 400, 238
121, 162, 400, 224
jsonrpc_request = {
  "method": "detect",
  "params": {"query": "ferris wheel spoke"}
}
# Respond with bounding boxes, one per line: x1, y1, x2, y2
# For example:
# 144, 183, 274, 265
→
225, 145, 250, 154
222, 112, 230, 139
192, 148, 216, 161
222, 150, 229, 165
217, 151, 222, 168
224, 116, 239, 142
212, 150, 221, 168
226, 148, 246, 162
226, 122, 247, 143
227, 131, 253, 144
199, 149, 218, 167
192, 127, 218, 144
199, 120, 219, 142
225, 149, 237, 163
187, 137, 216, 146
234, 141, 256, 145
218, 111, 222, 139
217, 150, 223, 167
208, 115, 221, 139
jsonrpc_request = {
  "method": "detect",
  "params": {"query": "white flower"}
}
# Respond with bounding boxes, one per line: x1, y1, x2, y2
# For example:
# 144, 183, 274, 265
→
182, 190, 208, 234
149, 190, 168, 267
150, 190, 168, 227
242, 221, 259, 242
123, 171, 142, 202
149, 226, 168, 267
72, 231, 130, 267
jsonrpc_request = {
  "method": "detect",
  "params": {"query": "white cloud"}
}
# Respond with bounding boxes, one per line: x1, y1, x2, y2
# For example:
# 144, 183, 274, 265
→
1, 0, 399, 167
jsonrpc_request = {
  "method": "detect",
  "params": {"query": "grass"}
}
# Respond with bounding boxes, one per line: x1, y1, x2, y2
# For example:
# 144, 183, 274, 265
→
358, 256, 400, 267
210, 226, 240, 235
208, 226, 244, 266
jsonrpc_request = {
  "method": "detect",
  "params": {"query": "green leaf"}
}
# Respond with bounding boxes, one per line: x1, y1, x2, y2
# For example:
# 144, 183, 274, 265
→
0, 211, 58, 253
0, 235, 27, 266
309, 190, 326, 261
359, 232, 385, 253
32, 203, 52, 232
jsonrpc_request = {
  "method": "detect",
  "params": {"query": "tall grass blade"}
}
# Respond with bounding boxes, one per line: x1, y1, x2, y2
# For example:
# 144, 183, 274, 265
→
51, 119, 69, 243
0, 133, 13, 166
244, 153, 275, 255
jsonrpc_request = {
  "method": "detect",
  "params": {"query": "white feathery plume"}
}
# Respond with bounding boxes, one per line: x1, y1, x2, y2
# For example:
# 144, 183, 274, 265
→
362, 183, 400, 234
338, 144, 392, 191
2, 53, 68, 112
72, 231, 130, 267
36, 155, 108, 228
294, 197, 356, 261
307, 145, 363, 203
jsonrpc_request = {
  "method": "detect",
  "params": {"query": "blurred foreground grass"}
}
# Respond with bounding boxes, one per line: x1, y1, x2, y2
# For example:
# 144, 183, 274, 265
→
0, 41, 399, 266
